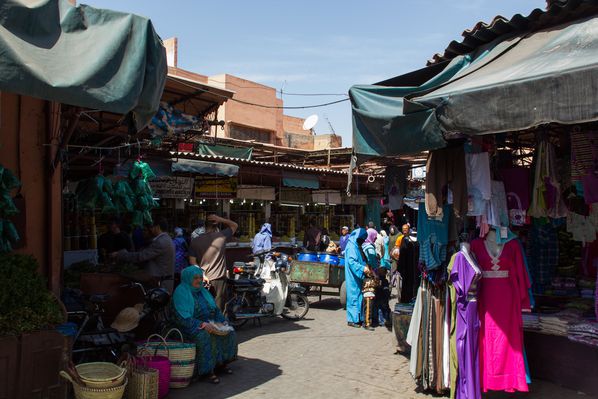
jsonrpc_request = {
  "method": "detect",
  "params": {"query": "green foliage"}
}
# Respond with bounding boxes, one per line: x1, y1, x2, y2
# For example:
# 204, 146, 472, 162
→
0, 254, 63, 336
0, 165, 21, 253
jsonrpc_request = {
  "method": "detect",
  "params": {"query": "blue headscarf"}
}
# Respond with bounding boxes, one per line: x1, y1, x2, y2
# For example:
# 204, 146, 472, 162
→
173, 266, 218, 319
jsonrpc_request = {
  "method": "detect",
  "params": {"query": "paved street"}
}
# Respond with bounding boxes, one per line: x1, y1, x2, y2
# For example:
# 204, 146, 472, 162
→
172, 297, 591, 399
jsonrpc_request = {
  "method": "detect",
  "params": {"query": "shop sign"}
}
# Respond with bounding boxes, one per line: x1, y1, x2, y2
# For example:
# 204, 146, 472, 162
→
149, 176, 194, 199
342, 194, 367, 205
195, 176, 237, 198
312, 190, 341, 205
236, 185, 275, 201
177, 142, 195, 153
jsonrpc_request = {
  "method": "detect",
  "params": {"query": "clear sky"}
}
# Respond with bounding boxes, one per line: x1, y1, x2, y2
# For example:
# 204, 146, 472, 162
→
89, 0, 544, 146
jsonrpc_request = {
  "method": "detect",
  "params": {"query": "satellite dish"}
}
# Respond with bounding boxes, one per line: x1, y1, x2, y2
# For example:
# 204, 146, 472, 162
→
303, 114, 319, 131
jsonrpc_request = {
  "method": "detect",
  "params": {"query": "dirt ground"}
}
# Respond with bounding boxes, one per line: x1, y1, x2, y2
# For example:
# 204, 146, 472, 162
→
171, 296, 595, 399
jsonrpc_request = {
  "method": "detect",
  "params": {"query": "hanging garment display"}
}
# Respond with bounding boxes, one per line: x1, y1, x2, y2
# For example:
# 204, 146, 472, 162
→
471, 237, 531, 393
465, 152, 491, 217
425, 146, 468, 219
449, 247, 482, 399
397, 233, 419, 303
407, 279, 449, 394
418, 203, 451, 271
529, 141, 568, 219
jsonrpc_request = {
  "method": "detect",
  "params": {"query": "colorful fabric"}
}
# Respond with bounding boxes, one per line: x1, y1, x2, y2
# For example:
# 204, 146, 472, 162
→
173, 266, 217, 319
170, 289, 237, 376
471, 239, 530, 393
450, 252, 482, 399
527, 221, 559, 293
345, 228, 368, 324
173, 236, 188, 273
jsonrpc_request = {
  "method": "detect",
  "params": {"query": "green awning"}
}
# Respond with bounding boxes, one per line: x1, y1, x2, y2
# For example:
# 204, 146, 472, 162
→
172, 159, 238, 177
0, 0, 167, 130
411, 15, 598, 136
196, 144, 253, 160
349, 55, 472, 161
282, 171, 319, 189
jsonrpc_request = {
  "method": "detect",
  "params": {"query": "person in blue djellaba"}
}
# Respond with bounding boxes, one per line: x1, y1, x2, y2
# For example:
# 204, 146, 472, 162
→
252, 222, 272, 255
344, 228, 372, 328
170, 266, 238, 384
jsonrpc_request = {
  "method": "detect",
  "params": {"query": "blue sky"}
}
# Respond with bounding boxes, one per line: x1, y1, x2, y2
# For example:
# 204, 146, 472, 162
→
90, 0, 544, 146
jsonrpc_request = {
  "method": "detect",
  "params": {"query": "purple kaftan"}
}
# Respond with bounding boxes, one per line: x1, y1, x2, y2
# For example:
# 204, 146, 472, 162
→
450, 252, 482, 399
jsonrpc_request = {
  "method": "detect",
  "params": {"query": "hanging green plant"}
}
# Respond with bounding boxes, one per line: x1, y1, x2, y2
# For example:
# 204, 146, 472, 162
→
0, 165, 21, 253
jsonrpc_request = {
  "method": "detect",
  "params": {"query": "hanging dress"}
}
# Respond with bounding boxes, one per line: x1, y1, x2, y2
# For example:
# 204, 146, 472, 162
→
450, 251, 482, 399
471, 239, 531, 393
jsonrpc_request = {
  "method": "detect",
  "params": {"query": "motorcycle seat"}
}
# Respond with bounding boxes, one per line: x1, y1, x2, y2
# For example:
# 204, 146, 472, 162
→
87, 294, 110, 303
228, 278, 265, 287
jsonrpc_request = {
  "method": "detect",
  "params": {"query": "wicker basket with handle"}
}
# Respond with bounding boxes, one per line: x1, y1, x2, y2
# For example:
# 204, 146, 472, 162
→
140, 328, 195, 388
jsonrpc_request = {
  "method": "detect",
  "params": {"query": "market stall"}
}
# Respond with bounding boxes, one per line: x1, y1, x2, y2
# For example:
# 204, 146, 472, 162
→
350, 2, 598, 397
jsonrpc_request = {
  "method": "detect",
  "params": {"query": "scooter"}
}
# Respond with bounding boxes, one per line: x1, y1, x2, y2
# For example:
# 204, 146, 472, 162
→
225, 248, 309, 327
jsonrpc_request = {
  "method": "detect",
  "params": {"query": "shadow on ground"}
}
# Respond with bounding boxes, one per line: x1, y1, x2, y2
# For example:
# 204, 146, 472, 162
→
309, 296, 343, 311
169, 356, 282, 399
235, 316, 310, 345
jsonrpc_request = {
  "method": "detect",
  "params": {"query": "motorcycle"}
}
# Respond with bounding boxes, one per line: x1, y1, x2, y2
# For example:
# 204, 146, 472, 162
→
225, 248, 309, 327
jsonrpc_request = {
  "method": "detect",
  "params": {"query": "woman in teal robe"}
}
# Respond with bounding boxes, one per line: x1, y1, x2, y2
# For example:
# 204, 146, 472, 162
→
344, 228, 369, 327
170, 266, 237, 383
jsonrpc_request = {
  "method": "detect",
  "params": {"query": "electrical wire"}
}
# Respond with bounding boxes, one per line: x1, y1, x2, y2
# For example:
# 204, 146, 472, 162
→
207, 78, 349, 97
177, 78, 350, 109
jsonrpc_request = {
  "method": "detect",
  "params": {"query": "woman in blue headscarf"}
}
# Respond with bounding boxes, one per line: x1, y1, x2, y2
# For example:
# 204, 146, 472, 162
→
363, 228, 380, 270
344, 228, 370, 327
170, 266, 238, 384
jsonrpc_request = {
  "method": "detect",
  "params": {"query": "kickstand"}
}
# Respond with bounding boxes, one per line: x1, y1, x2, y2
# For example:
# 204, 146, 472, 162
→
252, 317, 262, 327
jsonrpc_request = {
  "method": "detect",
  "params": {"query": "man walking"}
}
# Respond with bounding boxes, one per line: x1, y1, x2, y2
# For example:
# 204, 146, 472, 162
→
188, 214, 238, 311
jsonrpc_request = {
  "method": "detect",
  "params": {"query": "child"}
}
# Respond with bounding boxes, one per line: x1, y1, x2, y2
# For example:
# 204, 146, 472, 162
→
375, 267, 392, 331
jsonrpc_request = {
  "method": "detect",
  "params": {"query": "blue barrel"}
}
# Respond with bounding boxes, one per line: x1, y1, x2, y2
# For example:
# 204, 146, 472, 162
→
319, 253, 339, 265
298, 252, 319, 262
338, 256, 345, 267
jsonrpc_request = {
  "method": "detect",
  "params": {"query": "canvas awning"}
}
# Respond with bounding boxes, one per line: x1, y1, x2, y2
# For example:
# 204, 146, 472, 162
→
349, 56, 472, 160
196, 144, 253, 160
282, 171, 319, 189
0, 0, 167, 130
171, 159, 239, 177
410, 15, 598, 136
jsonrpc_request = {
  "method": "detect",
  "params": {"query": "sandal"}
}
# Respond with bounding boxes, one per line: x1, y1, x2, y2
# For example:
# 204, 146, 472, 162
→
208, 374, 220, 384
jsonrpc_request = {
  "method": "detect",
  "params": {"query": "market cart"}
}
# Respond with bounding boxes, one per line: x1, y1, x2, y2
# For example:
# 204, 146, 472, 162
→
290, 252, 347, 308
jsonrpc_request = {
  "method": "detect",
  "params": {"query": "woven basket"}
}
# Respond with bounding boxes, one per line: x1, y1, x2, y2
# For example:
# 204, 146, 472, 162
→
137, 343, 170, 399
141, 329, 195, 388
60, 371, 127, 399
125, 353, 159, 399
75, 362, 127, 389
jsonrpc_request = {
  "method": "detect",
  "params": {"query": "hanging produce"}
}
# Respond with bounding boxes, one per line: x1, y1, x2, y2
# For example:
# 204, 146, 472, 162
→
112, 180, 135, 214
74, 174, 116, 214
128, 160, 158, 226
0, 165, 21, 252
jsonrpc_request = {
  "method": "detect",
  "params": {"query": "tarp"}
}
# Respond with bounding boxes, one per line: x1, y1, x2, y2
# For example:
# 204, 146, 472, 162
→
0, 0, 167, 130
349, 56, 472, 160
411, 15, 598, 135
172, 159, 239, 177
196, 144, 253, 160
282, 171, 319, 189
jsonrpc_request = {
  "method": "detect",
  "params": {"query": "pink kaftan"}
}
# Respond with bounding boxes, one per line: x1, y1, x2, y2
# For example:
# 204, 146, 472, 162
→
471, 238, 531, 393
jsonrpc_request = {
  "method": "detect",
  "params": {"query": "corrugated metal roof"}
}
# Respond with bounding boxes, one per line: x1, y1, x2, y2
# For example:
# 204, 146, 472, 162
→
171, 151, 369, 175
427, 0, 598, 65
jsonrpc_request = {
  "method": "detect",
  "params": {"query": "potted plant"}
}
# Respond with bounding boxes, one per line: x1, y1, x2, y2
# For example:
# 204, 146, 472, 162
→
0, 253, 67, 399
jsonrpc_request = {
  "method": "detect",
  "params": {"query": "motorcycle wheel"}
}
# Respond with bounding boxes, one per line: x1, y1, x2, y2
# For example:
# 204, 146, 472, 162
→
281, 293, 309, 320
225, 296, 249, 328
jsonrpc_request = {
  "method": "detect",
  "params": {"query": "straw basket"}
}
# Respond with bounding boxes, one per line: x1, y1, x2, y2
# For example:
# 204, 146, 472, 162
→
125, 352, 159, 399
136, 343, 170, 399
141, 329, 196, 388
60, 371, 127, 399
75, 362, 127, 389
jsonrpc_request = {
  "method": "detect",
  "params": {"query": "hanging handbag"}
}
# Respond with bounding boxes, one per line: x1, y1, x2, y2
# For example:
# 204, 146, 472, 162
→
507, 192, 526, 226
